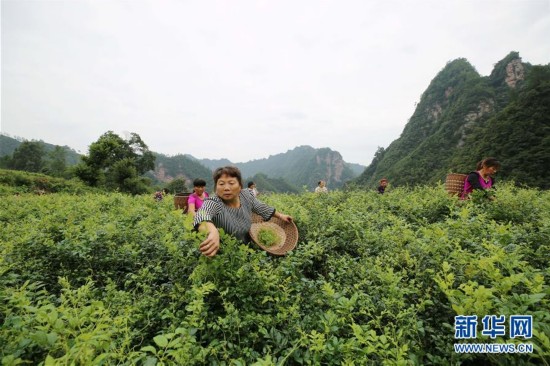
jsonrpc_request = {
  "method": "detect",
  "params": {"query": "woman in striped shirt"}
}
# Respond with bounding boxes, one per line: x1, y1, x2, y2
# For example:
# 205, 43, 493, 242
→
194, 166, 293, 257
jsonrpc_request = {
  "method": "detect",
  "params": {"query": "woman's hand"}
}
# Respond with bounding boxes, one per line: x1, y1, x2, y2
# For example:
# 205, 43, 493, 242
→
198, 222, 220, 257
275, 212, 293, 223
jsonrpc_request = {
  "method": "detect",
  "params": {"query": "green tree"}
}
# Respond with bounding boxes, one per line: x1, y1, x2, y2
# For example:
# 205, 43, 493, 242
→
44, 146, 67, 177
127, 133, 155, 175
10, 141, 45, 172
75, 131, 155, 193
72, 162, 103, 187
165, 178, 189, 194
0, 155, 11, 169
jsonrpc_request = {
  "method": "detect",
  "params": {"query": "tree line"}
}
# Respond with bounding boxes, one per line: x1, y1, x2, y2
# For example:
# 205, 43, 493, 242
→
1, 131, 158, 194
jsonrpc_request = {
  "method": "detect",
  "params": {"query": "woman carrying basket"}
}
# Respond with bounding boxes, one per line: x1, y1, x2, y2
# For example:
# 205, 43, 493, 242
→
193, 166, 293, 257
461, 157, 500, 200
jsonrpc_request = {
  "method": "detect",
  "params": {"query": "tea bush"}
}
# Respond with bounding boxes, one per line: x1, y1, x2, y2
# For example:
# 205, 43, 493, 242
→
0, 169, 98, 195
1, 183, 548, 365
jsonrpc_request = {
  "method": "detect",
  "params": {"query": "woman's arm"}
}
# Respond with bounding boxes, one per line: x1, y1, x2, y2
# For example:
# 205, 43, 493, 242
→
247, 190, 292, 223
188, 203, 196, 216
198, 221, 220, 257
187, 195, 197, 215
193, 198, 222, 257
273, 210, 293, 223
246, 190, 277, 221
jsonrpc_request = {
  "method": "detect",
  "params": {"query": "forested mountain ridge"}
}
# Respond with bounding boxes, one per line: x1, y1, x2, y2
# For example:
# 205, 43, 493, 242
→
0, 134, 82, 166
186, 145, 364, 190
1, 134, 361, 192
145, 153, 214, 191
354, 52, 550, 189
235, 146, 360, 190
149, 146, 363, 191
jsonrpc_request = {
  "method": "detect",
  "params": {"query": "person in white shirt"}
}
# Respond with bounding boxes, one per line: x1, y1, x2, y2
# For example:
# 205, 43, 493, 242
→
315, 180, 328, 193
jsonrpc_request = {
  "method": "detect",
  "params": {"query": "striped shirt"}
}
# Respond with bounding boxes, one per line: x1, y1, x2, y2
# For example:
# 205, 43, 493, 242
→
193, 189, 275, 243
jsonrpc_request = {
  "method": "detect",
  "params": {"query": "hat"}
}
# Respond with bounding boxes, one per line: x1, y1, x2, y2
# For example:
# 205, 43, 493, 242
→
249, 213, 298, 256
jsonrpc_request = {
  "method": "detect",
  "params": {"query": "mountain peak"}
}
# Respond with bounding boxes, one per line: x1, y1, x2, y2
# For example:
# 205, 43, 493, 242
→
489, 51, 526, 88
354, 52, 549, 189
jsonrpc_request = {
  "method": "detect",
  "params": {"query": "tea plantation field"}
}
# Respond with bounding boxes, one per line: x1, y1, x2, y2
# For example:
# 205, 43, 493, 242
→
1, 184, 549, 365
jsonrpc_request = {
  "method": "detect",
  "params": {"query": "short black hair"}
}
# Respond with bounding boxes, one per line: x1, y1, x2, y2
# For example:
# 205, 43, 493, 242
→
193, 178, 206, 187
247, 181, 255, 188
212, 166, 243, 188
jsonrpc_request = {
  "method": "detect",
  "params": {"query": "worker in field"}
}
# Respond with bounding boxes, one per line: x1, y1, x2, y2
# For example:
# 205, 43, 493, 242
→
378, 178, 388, 194
315, 180, 328, 193
193, 166, 293, 257
461, 157, 500, 200
247, 181, 259, 197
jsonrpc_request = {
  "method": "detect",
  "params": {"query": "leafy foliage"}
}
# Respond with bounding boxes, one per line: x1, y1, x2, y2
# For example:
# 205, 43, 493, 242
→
163, 177, 190, 194
1, 183, 548, 365
257, 228, 280, 247
7, 141, 46, 173
43, 146, 68, 178
0, 169, 98, 195
74, 131, 155, 194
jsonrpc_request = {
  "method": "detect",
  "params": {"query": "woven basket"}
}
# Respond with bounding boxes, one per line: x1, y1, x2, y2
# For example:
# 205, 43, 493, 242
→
174, 193, 191, 212
250, 213, 298, 256
445, 173, 467, 197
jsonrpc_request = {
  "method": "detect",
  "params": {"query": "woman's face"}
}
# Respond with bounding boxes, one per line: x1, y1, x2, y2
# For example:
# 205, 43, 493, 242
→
484, 165, 498, 176
194, 185, 205, 196
216, 174, 241, 202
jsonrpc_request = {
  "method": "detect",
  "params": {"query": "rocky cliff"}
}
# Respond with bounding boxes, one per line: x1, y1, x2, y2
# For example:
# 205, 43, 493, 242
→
236, 145, 359, 190
150, 145, 363, 192
354, 51, 549, 189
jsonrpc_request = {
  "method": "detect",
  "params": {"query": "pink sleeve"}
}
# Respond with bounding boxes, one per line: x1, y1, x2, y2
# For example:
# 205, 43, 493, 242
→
188, 194, 197, 205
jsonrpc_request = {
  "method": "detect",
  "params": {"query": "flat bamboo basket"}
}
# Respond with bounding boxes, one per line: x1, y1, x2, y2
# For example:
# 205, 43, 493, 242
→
250, 213, 298, 256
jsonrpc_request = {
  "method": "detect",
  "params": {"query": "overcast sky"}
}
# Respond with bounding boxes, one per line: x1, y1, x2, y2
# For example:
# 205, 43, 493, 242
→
1, 0, 549, 166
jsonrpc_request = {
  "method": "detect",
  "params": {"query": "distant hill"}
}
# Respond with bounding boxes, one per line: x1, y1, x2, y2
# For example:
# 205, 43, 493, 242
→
354, 52, 550, 189
0, 134, 83, 166
149, 154, 302, 193
247, 173, 301, 194
194, 146, 363, 190
0, 135, 21, 156
2, 137, 364, 192
146, 153, 214, 191
185, 146, 364, 191
185, 155, 232, 171
346, 162, 366, 176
